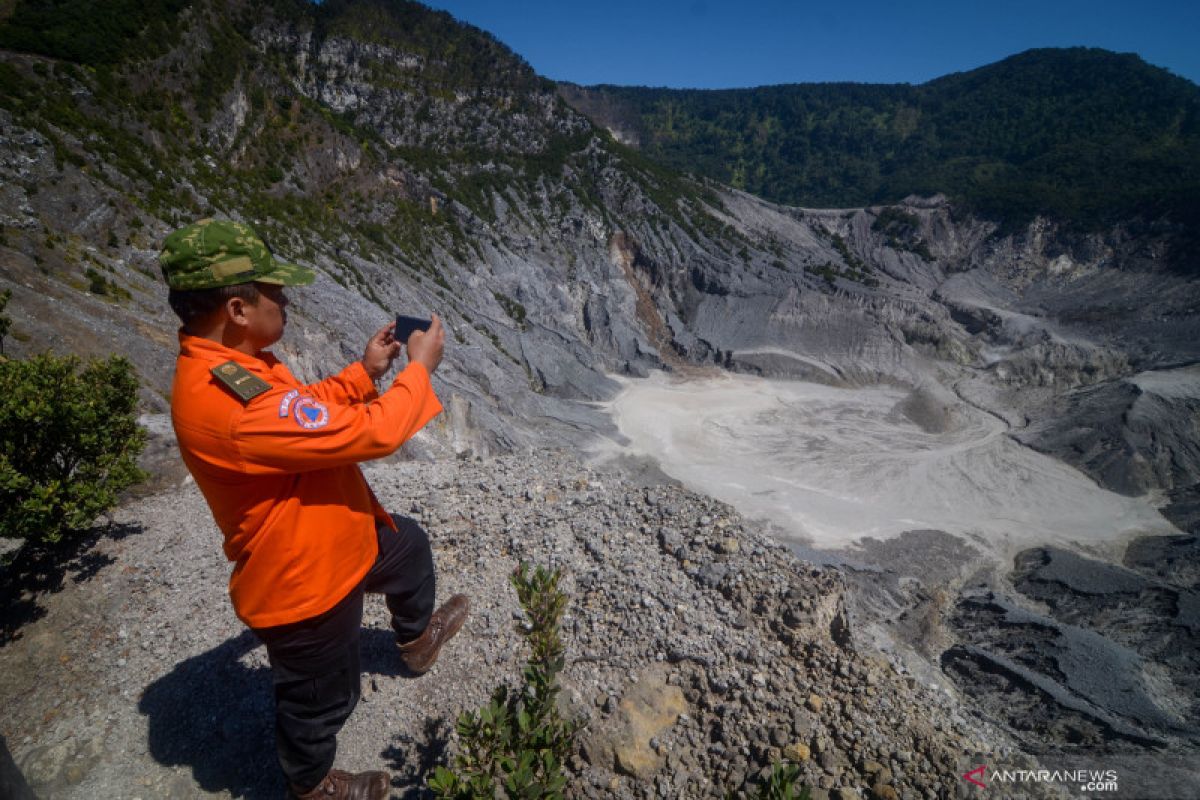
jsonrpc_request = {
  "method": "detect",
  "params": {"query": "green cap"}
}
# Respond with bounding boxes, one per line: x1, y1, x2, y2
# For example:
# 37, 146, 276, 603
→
158, 219, 315, 290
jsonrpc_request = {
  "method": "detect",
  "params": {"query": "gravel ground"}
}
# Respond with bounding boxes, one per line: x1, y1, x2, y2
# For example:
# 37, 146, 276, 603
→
2, 451, 1058, 800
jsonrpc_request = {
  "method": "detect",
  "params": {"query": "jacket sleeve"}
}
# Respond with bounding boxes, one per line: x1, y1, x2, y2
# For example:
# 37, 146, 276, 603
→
304, 360, 379, 405
230, 362, 442, 474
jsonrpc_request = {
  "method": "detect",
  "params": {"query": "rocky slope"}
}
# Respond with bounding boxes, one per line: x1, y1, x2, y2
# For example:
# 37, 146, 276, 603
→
1, 451, 1082, 800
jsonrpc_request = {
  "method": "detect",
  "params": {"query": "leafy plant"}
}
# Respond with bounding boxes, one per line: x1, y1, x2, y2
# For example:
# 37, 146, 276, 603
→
428, 563, 580, 800
747, 762, 811, 800
0, 354, 146, 543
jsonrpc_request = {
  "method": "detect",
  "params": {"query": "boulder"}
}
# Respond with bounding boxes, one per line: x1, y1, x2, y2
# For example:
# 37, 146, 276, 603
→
582, 665, 687, 779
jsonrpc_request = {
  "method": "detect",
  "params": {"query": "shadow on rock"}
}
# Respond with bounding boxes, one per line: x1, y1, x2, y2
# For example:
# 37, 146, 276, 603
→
0, 734, 35, 800
0, 522, 142, 646
353, 629, 449, 797
381, 715, 451, 799
139, 630, 279, 799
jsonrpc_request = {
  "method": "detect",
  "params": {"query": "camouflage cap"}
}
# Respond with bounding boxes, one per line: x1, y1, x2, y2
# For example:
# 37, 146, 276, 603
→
158, 219, 315, 291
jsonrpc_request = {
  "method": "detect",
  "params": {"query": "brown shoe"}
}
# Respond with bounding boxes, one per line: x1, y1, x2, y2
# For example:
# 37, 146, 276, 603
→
398, 594, 469, 674
289, 768, 390, 799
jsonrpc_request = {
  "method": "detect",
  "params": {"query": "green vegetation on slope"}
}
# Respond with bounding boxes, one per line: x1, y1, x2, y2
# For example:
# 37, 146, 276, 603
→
0, 0, 586, 252
4, 2, 1197, 243
0, 0, 190, 64
568, 49, 1200, 233
315, 0, 550, 95
0, 0, 728, 338
0, 0, 546, 95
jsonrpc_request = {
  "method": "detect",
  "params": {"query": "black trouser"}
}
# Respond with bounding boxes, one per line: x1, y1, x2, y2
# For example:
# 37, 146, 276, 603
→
252, 515, 436, 792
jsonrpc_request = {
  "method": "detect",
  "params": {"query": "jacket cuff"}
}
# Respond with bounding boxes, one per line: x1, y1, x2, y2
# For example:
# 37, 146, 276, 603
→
397, 360, 430, 385
395, 361, 442, 415
346, 360, 380, 401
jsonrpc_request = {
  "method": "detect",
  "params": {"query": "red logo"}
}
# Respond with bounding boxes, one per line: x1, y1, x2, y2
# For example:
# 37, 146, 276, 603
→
293, 397, 329, 429
962, 764, 987, 789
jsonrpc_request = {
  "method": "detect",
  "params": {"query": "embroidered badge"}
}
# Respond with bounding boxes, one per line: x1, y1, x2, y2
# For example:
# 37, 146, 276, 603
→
278, 389, 300, 418
292, 396, 329, 429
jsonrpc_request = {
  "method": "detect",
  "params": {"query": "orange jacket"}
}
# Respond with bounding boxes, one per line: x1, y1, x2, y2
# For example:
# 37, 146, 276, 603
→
170, 332, 443, 628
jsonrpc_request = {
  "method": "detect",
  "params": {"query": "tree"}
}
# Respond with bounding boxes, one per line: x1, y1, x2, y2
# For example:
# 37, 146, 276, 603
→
0, 353, 146, 543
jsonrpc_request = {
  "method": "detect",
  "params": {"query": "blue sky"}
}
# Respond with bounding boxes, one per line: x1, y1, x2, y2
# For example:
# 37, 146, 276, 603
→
419, 0, 1200, 88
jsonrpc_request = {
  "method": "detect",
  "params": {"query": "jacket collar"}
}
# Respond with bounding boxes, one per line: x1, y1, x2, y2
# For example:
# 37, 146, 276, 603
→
177, 330, 280, 373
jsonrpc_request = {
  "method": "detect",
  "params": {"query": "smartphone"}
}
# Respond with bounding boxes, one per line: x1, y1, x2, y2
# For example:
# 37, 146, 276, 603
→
395, 314, 432, 343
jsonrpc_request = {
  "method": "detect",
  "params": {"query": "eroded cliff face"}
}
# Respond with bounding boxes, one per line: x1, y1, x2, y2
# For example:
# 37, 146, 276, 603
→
0, 1, 1196, 517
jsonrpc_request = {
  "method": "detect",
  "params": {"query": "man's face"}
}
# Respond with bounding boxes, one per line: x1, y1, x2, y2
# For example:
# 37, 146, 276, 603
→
240, 282, 289, 350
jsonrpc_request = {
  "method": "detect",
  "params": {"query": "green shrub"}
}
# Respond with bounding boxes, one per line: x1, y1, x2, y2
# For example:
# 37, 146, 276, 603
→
0, 354, 146, 543
746, 762, 811, 800
83, 268, 131, 301
872, 207, 933, 262
828, 232, 867, 274
492, 291, 527, 330
428, 563, 579, 799
871, 206, 920, 237
85, 267, 108, 295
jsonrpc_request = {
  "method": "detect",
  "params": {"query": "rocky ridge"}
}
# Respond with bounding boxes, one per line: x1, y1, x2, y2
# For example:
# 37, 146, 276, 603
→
1, 451, 1068, 800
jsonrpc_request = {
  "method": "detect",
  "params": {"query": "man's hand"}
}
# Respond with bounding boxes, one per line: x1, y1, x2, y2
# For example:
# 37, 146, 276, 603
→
407, 313, 445, 375
361, 322, 402, 381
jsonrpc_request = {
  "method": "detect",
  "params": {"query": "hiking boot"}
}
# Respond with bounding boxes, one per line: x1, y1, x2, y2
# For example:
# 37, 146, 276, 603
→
289, 768, 390, 799
398, 594, 469, 674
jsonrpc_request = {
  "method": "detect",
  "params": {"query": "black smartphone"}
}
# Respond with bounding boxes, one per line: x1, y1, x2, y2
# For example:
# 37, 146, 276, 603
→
395, 314, 432, 343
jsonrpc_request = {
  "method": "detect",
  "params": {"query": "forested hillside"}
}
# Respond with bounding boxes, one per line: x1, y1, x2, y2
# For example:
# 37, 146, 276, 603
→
561, 48, 1200, 236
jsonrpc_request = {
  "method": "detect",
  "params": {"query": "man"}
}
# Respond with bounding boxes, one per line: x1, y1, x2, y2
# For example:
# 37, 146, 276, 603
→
161, 219, 468, 800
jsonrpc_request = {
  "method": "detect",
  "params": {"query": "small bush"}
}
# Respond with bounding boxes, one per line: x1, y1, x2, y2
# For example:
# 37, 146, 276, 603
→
871, 206, 920, 237
492, 291, 527, 330
83, 268, 131, 300
0, 353, 146, 543
747, 762, 811, 800
428, 563, 579, 799
85, 267, 108, 295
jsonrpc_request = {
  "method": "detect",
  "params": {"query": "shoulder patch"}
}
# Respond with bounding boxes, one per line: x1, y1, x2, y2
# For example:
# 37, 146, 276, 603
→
278, 388, 301, 417
210, 360, 271, 403
292, 396, 330, 429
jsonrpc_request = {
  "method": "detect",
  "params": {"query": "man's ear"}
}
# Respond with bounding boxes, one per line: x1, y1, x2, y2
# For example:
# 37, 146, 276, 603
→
225, 296, 250, 327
